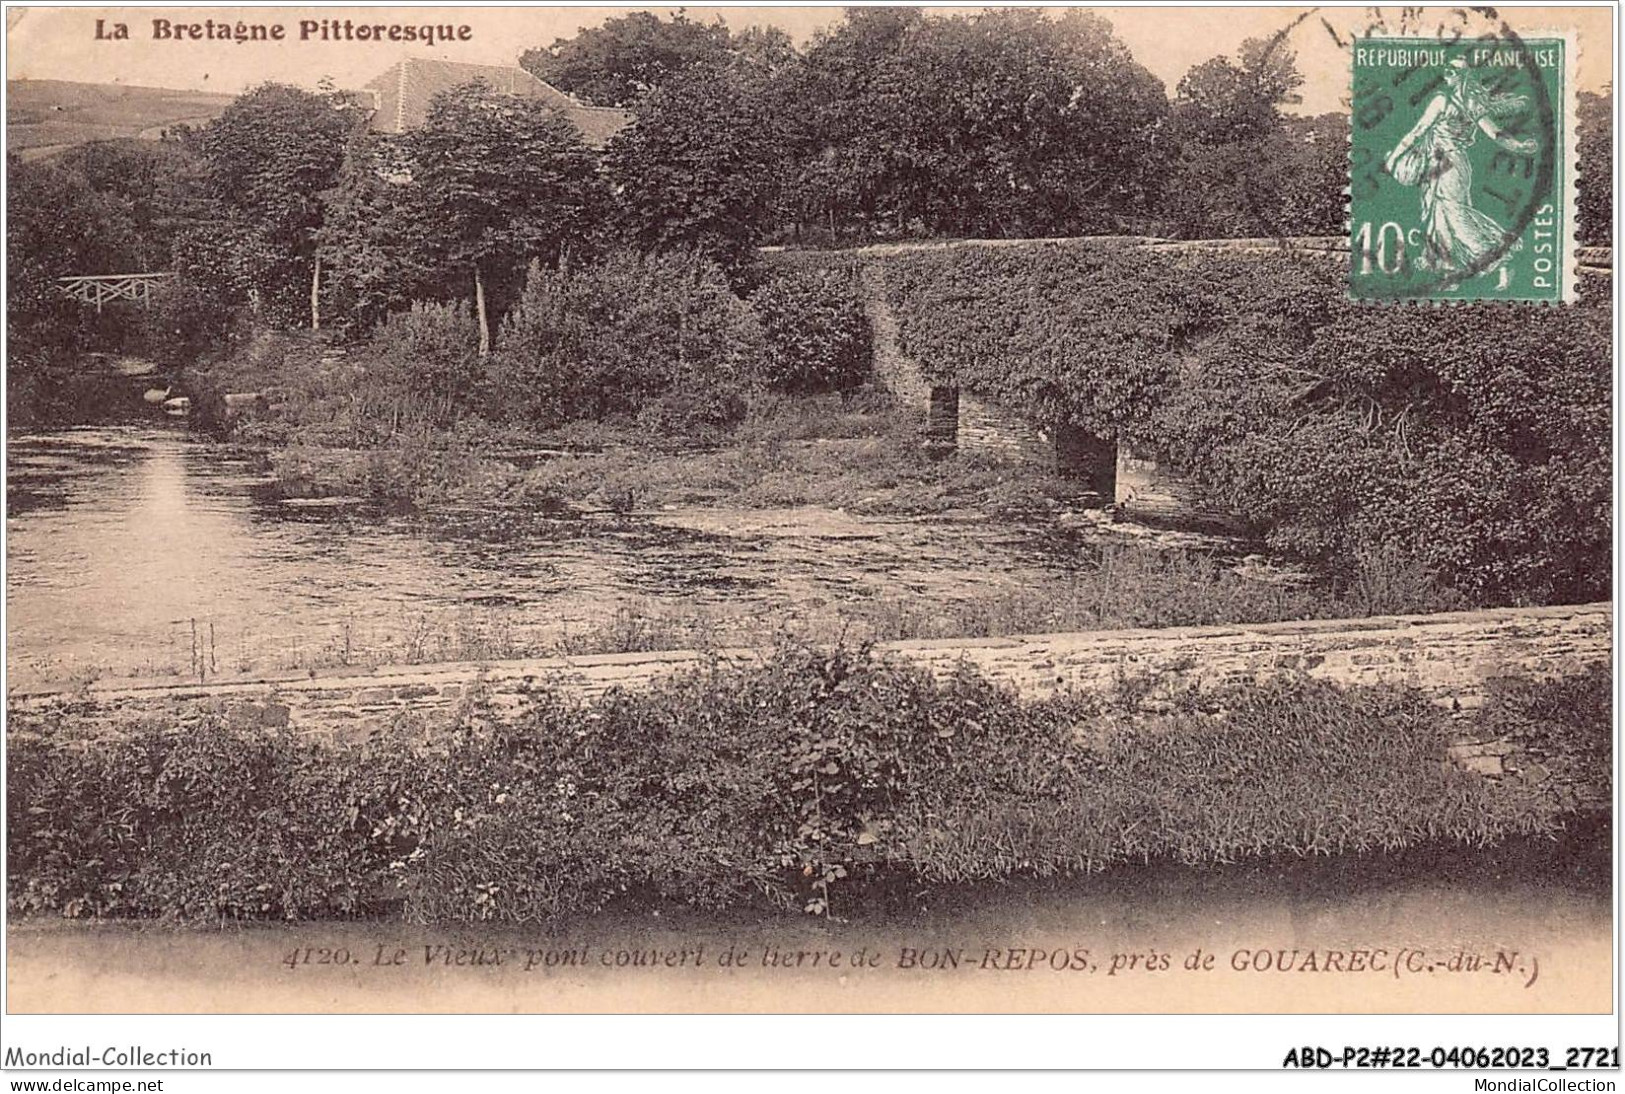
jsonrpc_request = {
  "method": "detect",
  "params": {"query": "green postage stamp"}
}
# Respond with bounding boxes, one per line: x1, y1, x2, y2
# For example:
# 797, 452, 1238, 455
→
1349, 33, 1576, 303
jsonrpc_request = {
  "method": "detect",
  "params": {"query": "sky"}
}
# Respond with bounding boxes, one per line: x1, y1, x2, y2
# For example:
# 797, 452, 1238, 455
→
4, 5, 1615, 115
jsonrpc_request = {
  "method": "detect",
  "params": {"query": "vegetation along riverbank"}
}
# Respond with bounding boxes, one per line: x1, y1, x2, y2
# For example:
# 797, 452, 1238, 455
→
8, 653, 1610, 924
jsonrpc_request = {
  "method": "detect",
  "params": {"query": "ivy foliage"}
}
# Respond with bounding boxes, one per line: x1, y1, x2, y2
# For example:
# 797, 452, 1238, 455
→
882, 245, 1611, 603
1577, 90, 1612, 247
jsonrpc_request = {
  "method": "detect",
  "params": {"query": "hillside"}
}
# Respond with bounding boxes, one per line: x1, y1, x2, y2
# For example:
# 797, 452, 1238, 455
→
6, 79, 233, 159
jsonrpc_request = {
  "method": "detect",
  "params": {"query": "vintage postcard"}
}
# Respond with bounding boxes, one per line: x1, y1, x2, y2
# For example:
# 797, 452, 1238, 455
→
2, 1, 1616, 1069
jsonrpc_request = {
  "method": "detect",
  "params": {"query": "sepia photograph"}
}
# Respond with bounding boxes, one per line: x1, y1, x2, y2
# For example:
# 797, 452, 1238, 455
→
1, 0, 1617, 1071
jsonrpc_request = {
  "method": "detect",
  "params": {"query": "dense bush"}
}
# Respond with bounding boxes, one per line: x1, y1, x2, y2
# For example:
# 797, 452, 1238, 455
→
189, 304, 480, 448
749, 265, 873, 393
197, 250, 776, 449
8, 653, 1603, 924
882, 244, 1611, 604
6, 300, 115, 430
135, 279, 242, 376
489, 251, 765, 433
363, 301, 485, 428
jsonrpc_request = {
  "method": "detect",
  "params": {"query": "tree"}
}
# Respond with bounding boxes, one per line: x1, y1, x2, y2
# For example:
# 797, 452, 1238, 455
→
193, 83, 360, 326
1172, 60, 1271, 145
6, 153, 144, 316
779, 8, 1167, 240
315, 132, 434, 336
730, 26, 800, 76
605, 63, 785, 274
1161, 38, 1339, 238
519, 11, 733, 107
1172, 35, 1303, 142
1274, 113, 1351, 236
877, 9, 1169, 236
56, 139, 199, 272
777, 7, 927, 240
403, 82, 609, 354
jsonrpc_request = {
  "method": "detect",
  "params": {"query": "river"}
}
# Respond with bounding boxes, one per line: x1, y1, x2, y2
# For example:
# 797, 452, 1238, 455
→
7, 425, 1196, 693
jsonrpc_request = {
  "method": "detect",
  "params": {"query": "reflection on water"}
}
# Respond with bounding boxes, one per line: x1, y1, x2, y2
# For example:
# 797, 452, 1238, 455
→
6, 427, 1117, 691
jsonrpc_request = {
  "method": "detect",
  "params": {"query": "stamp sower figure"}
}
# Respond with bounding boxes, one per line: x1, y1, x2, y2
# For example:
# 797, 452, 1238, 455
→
1384, 56, 1538, 289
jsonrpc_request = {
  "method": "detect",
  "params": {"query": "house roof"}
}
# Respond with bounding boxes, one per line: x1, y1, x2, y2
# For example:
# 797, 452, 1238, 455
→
361, 58, 631, 148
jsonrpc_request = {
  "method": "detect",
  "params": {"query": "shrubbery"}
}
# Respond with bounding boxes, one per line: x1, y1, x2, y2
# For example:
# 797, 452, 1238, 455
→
363, 301, 485, 428
332, 250, 869, 439
882, 244, 1611, 604
136, 279, 242, 376
8, 653, 1604, 924
750, 264, 872, 393
488, 251, 765, 434
1473, 671, 1614, 814
213, 251, 774, 452
6, 300, 114, 430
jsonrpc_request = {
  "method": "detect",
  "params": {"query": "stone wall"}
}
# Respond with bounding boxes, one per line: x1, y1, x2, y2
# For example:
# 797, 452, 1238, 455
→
1114, 440, 1238, 528
958, 394, 1053, 465
1114, 441, 1185, 519
15, 605, 1609, 765
857, 258, 1062, 468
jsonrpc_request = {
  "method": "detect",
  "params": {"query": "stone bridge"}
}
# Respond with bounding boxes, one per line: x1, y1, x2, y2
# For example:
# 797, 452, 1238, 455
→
846, 237, 1613, 525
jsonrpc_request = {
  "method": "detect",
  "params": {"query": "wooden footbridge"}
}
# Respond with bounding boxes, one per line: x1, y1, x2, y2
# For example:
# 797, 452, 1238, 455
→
58, 272, 174, 312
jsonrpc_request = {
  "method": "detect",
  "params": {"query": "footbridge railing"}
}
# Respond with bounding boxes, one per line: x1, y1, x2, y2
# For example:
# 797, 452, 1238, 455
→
58, 272, 175, 312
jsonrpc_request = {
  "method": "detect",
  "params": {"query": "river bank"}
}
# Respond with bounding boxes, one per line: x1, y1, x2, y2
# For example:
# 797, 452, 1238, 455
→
10, 643, 1608, 920
259, 391, 1085, 516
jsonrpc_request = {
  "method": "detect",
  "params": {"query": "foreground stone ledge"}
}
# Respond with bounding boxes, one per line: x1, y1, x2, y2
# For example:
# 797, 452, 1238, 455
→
10, 604, 1611, 745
